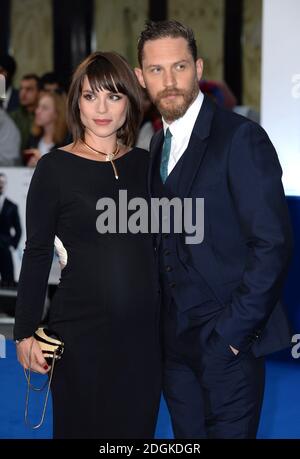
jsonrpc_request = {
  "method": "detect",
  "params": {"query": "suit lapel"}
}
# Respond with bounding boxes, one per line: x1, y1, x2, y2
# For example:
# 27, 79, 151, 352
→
148, 130, 164, 248
148, 130, 164, 198
148, 95, 216, 247
177, 95, 216, 198
0, 198, 8, 217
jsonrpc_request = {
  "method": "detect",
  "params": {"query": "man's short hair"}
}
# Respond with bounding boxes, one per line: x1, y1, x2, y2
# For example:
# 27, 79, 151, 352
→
137, 20, 197, 66
0, 54, 16, 78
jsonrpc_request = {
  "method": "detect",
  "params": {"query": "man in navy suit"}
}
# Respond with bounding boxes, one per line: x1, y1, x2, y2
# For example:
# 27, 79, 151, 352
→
0, 173, 22, 285
135, 21, 293, 438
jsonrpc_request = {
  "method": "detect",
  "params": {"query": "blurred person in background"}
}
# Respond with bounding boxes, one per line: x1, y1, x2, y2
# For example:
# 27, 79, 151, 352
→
136, 88, 162, 151
0, 54, 19, 113
0, 173, 22, 287
40, 72, 66, 93
0, 106, 21, 166
10, 74, 40, 152
24, 89, 69, 167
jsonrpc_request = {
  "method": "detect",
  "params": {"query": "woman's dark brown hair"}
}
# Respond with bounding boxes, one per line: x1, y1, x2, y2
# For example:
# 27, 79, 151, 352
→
67, 52, 142, 147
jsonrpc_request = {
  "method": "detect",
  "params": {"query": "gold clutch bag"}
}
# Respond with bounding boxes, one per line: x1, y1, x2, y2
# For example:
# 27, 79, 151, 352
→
34, 327, 64, 364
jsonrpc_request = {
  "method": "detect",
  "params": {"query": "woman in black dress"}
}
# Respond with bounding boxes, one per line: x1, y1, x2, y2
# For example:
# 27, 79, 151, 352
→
14, 52, 161, 439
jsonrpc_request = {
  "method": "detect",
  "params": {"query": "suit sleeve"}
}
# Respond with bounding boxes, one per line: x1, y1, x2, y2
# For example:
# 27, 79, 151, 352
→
13, 155, 59, 340
215, 121, 293, 352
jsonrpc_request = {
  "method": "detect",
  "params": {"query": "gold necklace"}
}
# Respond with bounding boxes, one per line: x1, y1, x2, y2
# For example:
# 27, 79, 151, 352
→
82, 140, 120, 180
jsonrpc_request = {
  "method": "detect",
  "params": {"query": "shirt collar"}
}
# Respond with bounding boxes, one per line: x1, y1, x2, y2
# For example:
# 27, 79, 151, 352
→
162, 90, 204, 140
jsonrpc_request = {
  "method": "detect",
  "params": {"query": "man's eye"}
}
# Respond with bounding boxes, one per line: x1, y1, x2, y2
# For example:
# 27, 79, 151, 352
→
176, 64, 186, 70
151, 67, 161, 74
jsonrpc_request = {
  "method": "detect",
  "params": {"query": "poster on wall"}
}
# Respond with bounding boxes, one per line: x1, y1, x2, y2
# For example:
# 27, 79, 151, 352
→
0, 167, 61, 288
261, 0, 300, 196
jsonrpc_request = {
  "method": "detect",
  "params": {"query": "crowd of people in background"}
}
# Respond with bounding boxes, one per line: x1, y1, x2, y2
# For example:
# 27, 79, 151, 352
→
0, 53, 70, 166
0, 52, 258, 168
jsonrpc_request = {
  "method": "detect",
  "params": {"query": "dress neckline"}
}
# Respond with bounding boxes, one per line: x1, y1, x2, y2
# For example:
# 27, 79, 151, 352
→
56, 147, 135, 164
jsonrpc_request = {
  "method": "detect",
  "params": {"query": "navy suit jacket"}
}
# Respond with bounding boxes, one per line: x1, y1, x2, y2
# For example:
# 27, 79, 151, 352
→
149, 95, 293, 357
0, 198, 22, 249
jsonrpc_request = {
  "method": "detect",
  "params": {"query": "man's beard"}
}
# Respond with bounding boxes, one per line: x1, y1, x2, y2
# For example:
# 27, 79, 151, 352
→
154, 81, 199, 122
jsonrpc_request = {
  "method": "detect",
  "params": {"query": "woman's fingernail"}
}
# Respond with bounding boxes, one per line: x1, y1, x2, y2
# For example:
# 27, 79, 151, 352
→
44, 365, 48, 370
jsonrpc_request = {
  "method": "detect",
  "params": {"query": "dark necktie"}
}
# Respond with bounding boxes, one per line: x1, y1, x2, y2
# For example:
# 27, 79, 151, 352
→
160, 128, 172, 183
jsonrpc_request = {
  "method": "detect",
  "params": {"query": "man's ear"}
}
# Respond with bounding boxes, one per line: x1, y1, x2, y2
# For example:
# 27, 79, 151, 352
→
134, 67, 146, 89
196, 58, 204, 81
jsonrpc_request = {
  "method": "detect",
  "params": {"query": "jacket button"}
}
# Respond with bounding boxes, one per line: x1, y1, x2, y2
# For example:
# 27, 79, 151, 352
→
165, 265, 173, 272
169, 282, 176, 288
163, 234, 169, 239
164, 249, 170, 256
254, 329, 261, 339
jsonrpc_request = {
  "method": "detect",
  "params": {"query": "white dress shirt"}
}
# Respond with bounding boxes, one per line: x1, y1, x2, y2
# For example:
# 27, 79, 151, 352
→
38, 138, 55, 157
162, 91, 204, 175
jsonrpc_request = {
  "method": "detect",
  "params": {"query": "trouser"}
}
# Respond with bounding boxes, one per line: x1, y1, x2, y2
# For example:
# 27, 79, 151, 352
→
162, 300, 265, 439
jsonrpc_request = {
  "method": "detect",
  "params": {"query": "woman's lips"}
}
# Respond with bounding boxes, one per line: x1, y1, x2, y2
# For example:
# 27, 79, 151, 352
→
93, 119, 112, 125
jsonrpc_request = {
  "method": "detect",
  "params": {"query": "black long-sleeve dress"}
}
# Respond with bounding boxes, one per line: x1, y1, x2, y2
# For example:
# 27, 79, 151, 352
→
14, 148, 162, 439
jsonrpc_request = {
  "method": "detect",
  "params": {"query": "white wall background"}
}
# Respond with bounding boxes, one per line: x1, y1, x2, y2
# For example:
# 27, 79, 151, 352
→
261, 0, 300, 196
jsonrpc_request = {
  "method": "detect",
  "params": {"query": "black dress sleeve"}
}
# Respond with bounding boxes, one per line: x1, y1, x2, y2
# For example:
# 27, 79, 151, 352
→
13, 154, 60, 340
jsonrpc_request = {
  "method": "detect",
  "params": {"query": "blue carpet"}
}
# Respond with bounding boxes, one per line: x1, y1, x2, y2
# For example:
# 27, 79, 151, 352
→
0, 340, 52, 438
257, 360, 300, 438
1, 340, 299, 439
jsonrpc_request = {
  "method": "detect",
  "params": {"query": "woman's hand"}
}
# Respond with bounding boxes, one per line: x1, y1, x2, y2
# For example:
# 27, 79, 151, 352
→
16, 337, 50, 374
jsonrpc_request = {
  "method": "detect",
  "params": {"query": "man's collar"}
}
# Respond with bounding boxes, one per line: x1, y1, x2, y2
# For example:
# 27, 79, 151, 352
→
162, 90, 204, 139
